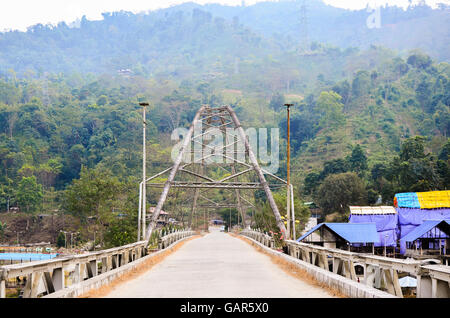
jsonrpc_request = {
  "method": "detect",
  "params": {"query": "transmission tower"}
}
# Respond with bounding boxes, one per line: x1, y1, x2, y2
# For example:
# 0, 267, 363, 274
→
141, 105, 289, 244
299, 0, 309, 53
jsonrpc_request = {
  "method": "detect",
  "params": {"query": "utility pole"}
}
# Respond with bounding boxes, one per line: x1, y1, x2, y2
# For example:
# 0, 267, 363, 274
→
285, 104, 293, 240
229, 208, 231, 232
140, 102, 149, 240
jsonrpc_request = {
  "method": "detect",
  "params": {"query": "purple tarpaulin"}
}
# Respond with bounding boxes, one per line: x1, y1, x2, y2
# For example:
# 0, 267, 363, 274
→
397, 208, 450, 238
348, 214, 398, 247
396, 208, 450, 254
350, 208, 450, 253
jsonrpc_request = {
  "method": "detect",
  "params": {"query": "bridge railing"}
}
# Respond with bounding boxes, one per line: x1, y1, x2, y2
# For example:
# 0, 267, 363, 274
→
240, 228, 275, 249
241, 228, 450, 298
0, 229, 195, 298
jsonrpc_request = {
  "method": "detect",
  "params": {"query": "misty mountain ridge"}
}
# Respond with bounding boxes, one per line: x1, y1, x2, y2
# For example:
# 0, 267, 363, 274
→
0, 0, 448, 78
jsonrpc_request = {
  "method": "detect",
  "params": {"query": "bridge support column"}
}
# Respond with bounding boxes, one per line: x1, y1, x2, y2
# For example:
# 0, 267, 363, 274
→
23, 272, 43, 298
318, 253, 328, 270
0, 279, 5, 298
418, 274, 450, 298
43, 272, 55, 294
101, 257, 108, 273
112, 255, 118, 269
311, 252, 317, 266
364, 265, 378, 288
432, 278, 450, 298
73, 263, 82, 283
417, 275, 432, 298
342, 260, 357, 281
52, 267, 65, 291
78, 262, 87, 280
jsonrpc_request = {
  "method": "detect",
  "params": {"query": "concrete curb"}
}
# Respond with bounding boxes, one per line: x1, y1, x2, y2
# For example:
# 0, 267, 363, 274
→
43, 235, 198, 298
240, 234, 397, 298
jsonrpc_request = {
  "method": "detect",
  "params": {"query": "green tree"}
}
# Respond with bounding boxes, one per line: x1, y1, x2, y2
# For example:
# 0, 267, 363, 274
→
320, 158, 349, 180
303, 171, 321, 195
399, 136, 427, 161
347, 144, 368, 175
56, 231, 66, 248
316, 91, 345, 129
0, 221, 6, 242
64, 166, 121, 224
255, 191, 310, 239
388, 136, 442, 192
351, 70, 371, 100
315, 172, 367, 215
407, 53, 432, 70
16, 176, 43, 213
104, 217, 136, 248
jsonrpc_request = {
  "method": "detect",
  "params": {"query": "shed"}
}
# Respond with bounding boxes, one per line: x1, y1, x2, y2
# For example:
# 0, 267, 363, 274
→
349, 206, 398, 247
400, 219, 450, 256
296, 223, 379, 251
396, 208, 450, 244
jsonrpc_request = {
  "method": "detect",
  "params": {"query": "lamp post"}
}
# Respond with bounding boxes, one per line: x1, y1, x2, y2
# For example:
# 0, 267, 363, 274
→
70, 232, 79, 249
229, 208, 231, 232
284, 103, 293, 240
384, 234, 389, 257
139, 102, 149, 240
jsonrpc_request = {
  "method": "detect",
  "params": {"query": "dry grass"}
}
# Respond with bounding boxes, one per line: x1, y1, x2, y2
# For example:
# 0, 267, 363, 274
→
231, 233, 347, 298
78, 235, 200, 298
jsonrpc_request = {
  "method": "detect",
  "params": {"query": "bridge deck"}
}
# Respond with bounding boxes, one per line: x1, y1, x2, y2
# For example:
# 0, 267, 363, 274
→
104, 229, 335, 298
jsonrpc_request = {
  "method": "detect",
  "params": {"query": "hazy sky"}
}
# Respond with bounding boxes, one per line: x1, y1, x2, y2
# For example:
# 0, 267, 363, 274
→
0, 0, 447, 31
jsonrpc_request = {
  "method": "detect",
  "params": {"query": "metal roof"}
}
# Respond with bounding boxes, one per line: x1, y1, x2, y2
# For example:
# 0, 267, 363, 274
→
400, 220, 450, 243
399, 276, 417, 288
349, 206, 397, 215
297, 222, 380, 244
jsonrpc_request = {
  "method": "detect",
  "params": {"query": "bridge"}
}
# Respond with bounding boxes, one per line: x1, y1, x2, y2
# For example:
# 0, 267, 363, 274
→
1, 105, 449, 298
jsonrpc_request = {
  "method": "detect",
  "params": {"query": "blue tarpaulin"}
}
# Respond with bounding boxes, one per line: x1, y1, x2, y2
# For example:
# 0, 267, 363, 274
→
394, 192, 420, 208
297, 223, 380, 244
0, 253, 58, 261
349, 213, 398, 247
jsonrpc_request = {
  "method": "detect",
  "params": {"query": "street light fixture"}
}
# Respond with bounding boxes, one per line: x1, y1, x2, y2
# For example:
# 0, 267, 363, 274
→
139, 102, 149, 241
284, 103, 293, 240
384, 234, 389, 257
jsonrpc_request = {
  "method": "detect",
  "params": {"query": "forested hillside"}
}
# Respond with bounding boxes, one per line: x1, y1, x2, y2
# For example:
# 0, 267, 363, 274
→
0, 1, 448, 245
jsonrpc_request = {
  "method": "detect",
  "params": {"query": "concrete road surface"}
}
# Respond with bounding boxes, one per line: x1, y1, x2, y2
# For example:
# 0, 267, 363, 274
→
104, 228, 335, 298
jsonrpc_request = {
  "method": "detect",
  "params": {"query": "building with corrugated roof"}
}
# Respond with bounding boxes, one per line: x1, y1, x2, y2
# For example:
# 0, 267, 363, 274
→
297, 223, 379, 253
400, 220, 450, 260
349, 206, 398, 250
348, 190, 450, 258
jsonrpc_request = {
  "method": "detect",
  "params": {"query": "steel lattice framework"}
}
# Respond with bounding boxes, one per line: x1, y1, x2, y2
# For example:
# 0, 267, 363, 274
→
141, 105, 288, 245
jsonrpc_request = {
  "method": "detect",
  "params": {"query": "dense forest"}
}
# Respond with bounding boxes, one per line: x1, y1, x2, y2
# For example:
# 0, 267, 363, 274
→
0, 1, 448, 246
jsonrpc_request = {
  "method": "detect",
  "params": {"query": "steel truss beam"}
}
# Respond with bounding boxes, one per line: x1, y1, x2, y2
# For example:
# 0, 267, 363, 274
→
143, 105, 288, 245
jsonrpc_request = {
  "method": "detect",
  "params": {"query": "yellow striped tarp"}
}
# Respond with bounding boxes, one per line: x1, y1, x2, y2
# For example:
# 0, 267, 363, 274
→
417, 190, 450, 209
